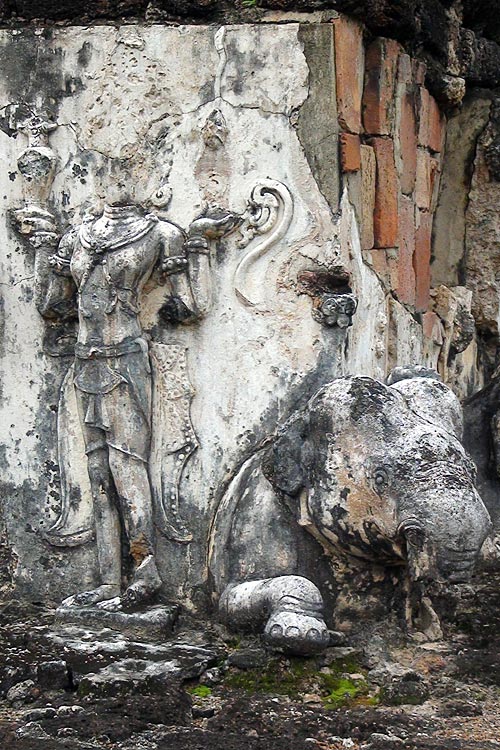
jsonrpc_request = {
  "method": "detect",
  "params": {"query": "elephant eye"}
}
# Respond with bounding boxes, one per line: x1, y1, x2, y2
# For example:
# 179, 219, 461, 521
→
373, 467, 389, 492
404, 526, 426, 551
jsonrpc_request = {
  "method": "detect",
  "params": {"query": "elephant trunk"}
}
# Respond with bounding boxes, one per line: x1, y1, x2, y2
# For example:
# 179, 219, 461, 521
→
398, 485, 492, 586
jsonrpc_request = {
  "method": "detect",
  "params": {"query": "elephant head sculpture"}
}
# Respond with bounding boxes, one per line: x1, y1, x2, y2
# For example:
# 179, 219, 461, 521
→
263, 373, 491, 585
209, 371, 492, 654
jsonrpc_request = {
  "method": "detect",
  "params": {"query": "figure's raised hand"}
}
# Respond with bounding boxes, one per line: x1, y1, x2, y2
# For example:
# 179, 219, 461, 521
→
187, 210, 241, 245
13, 204, 58, 246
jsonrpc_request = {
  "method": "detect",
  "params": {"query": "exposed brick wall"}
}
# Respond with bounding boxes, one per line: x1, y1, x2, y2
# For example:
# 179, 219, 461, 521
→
334, 16, 445, 315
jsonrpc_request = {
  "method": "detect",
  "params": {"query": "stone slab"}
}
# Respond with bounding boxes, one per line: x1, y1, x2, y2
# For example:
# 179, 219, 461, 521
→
55, 604, 179, 640
31, 623, 225, 680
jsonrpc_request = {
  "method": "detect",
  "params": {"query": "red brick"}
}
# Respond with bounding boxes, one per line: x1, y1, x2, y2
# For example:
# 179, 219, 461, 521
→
362, 38, 401, 135
367, 136, 399, 248
386, 248, 400, 291
418, 88, 445, 152
366, 247, 399, 292
417, 87, 430, 147
398, 53, 412, 84
412, 59, 427, 85
416, 148, 431, 210
340, 133, 361, 172
333, 17, 364, 134
398, 88, 418, 195
366, 247, 389, 281
397, 195, 416, 307
414, 210, 432, 312
427, 94, 445, 153
422, 310, 443, 344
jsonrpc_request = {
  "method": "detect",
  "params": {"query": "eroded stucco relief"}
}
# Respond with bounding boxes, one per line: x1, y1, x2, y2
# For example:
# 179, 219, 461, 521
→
12, 102, 304, 612
0, 23, 494, 653
1, 25, 358, 612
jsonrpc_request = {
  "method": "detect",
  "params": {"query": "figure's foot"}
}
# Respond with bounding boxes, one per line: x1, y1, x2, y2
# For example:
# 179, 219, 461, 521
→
61, 584, 120, 609
121, 554, 162, 610
264, 610, 330, 655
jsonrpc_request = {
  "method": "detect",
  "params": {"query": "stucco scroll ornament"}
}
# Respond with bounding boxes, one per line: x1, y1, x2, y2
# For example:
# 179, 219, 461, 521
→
234, 179, 294, 310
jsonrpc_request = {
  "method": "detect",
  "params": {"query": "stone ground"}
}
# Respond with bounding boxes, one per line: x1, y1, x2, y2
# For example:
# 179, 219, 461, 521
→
0, 567, 499, 750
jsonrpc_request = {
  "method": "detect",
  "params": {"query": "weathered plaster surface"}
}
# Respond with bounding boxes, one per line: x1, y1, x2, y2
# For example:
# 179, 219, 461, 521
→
0, 24, 347, 605
0, 21, 497, 613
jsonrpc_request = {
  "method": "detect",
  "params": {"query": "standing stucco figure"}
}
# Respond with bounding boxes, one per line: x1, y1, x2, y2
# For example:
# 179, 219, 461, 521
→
16, 183, 237, 611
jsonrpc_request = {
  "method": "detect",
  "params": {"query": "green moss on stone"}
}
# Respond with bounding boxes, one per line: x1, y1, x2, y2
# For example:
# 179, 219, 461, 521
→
224, 654, 376, 709
188, 684, 213, 698
321, 677, 363, 709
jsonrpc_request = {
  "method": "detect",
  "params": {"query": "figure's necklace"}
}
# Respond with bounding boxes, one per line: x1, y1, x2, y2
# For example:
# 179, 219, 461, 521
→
80, 205, 158, 253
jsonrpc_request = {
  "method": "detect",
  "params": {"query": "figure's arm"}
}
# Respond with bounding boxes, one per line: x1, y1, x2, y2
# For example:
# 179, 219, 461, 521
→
41, 228, 78, 320
184, 213, 241, 318
157, 213, 240, 324
14, 206, 77, 321
156, 221, 201, 324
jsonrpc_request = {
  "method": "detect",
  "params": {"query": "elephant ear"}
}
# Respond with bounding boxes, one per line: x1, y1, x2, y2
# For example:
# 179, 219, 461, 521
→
388, 368, 463, 439
262, 410, 311, 497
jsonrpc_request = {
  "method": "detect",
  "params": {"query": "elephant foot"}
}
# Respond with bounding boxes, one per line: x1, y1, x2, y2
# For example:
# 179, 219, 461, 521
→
264, 609, 330, 655
220, 575, 330, 656
61, 584, 120, 609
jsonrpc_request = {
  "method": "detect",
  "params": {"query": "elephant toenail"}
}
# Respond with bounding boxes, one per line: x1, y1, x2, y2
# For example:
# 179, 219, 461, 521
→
270, 624, 283, 636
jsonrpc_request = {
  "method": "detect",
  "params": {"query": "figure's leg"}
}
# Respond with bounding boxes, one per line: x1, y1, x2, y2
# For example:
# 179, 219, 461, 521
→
107, 448, 162, 608
61, 447, 121, 607
219, 576, 330, 655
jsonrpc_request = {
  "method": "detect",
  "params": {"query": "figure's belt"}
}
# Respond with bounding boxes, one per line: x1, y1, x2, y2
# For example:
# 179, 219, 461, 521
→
75, 337, 147, 359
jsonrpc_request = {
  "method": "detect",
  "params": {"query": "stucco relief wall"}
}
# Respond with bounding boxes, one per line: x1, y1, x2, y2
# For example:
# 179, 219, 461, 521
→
0, 18, 488, 608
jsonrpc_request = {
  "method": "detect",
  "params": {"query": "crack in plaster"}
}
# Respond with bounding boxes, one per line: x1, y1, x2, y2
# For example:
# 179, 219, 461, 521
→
0, 275, 35, 287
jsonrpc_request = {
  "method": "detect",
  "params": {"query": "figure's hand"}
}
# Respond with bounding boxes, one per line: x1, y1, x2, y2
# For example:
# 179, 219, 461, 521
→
13, 204, 59, 248
13, 204, 56, 235
187, 211, 241, 242
161, 254, 189, 275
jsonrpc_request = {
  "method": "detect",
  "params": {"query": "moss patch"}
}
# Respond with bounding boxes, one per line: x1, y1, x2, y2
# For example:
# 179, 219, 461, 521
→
224, 654, 375, 709
188, 684, 213, 699
321, 677, 363, 709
